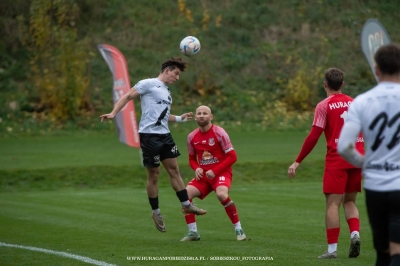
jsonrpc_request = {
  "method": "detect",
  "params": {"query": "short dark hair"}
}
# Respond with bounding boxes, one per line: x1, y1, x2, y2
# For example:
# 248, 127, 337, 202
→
161, 57, 187, 73
324, 68, 344, 91
374, 43, 400, 76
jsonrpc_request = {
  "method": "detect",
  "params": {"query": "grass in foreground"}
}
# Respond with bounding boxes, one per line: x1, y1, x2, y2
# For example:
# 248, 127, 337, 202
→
1, 130, 373, 265
0, 183, 374, 266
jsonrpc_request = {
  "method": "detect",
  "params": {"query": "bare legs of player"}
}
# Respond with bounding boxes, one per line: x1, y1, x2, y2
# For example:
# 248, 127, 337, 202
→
322, 193, 360, 258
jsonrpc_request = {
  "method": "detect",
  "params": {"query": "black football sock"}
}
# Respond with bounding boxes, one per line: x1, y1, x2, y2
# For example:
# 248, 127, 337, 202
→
176, 189, 190, 206
149, 197, 159, 210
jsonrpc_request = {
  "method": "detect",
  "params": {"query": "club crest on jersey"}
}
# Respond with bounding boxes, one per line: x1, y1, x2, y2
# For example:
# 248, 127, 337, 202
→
208, 138, 215, 146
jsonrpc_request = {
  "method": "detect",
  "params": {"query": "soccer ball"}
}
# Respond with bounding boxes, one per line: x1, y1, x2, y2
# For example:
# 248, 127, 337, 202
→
180, 36, 201, 56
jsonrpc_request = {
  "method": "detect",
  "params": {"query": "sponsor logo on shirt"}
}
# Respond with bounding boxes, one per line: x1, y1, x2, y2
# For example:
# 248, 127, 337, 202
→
200, 151, 219, 165
335, 137, 364, 143
203, 151, 211, 159
366, 161, 400, 171
156, 99, 171, 105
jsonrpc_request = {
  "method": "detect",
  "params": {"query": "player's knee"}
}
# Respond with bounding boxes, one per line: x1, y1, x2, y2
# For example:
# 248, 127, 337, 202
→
186, 185, 201, 199
216, 192, 228, 202
326, 201, 341, 210
147, 167, 160, 176
186, 190, 196, 199
147, 177, 158, 186
342, 200, 356, 209
165, 165, 180, 179
147, 169, 159, 183
343, 194, 357, 204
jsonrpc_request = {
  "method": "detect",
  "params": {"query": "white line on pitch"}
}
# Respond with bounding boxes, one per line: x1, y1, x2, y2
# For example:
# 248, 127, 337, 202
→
0, 242, 117, 266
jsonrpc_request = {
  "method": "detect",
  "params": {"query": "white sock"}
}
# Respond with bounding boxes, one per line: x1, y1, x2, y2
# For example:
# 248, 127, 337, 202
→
328, 243, 337, 253
188, 222, 197, 232
152, 208, 160, 215
181, 200, 190, 207
350, 231, 360, 238
233, 222, 242, 230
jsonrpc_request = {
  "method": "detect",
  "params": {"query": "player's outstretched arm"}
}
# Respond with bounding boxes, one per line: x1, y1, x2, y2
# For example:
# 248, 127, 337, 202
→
100, 87, 139, 122
168, 112, 193, 122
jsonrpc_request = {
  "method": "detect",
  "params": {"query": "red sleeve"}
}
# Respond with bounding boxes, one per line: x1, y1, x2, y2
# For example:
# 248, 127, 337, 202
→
189, 154, 199, 171
295, 126, 324, 163
211, 150, 237, 176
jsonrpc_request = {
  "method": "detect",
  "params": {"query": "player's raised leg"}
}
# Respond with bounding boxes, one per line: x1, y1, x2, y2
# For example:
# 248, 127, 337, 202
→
162, 158, 207, 215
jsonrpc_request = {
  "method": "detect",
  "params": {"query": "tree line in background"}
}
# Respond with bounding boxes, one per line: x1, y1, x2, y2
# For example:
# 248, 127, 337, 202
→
0, 0, 399, 135
18, 0, 91, 122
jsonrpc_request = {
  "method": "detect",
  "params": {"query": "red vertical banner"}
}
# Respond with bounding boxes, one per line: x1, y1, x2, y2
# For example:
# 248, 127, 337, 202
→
97, 44, 140, 148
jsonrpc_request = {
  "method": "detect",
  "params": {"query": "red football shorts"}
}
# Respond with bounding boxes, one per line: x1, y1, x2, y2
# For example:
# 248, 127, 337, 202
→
187, 171, 232, 199
323, 168, 362, 194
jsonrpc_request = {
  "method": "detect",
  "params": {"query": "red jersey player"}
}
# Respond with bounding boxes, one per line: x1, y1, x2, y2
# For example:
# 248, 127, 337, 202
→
180, 105, 246, 241
287, 68, 364, 259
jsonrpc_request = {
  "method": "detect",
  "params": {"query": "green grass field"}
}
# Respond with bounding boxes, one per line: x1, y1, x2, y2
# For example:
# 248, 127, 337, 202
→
0, 129, 323, 170
0, 130, 375, 265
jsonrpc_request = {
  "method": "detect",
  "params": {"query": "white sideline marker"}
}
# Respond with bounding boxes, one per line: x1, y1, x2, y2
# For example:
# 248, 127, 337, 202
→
0, 242, 117, 266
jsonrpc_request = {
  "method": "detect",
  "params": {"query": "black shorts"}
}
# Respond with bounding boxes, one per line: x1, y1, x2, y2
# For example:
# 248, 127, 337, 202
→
365, 189, 400, 251
139, 133, 180, 168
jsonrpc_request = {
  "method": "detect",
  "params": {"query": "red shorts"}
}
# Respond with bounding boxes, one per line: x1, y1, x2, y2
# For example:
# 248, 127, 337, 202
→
323, 168, 362, 194
187, 171, 232, 199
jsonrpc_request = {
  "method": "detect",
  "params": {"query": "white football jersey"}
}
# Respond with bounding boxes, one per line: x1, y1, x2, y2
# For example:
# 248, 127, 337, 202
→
134, 78, 172, 134
346, 82, 400, 191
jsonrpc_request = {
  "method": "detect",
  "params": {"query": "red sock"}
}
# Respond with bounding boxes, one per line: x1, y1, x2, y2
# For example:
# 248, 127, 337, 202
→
221, 197, 239, 224
184, 199, 196, 224
326, 228, 340, 244
347, 218, 360, 233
